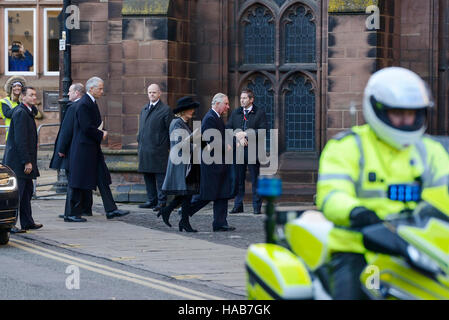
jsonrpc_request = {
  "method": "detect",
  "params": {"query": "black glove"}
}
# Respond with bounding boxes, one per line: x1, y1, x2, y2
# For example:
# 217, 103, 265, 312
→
349, 207, 382, 228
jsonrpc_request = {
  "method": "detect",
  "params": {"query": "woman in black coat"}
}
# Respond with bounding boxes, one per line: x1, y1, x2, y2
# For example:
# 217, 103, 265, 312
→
158, 96, 200, 232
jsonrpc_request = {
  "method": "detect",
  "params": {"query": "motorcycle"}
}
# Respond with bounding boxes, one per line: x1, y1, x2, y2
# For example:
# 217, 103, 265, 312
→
245, 177, 449, 300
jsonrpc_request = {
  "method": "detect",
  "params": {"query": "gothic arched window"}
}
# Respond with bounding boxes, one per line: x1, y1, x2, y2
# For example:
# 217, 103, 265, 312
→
234, 1, 320, 154
284, 74, 315, 151
242, 6, 275, 64
246, 74, 275, 149
283, 4, 316, 64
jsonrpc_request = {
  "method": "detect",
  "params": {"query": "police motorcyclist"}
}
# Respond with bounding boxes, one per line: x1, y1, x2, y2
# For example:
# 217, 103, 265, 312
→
316, 67, 449, 299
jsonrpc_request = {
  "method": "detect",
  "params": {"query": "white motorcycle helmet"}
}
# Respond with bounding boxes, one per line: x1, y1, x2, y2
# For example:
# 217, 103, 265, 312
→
363, 67, 433, 149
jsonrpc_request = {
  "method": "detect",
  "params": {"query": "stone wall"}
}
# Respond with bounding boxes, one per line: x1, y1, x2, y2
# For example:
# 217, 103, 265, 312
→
70, 0, 197, 149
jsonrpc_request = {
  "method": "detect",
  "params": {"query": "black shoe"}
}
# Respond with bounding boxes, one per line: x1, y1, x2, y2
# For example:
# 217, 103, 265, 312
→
157, 206, 173, 227
24, 223, 44, 230
64, 216, 86, 223
82, 212, 93, 217
153, 203, 166, 212
230, 206, 243, 214
253, 210, 262, 215
106, 209, 130, 219
213, 225, 236, 232
10, 227, 26, 234
179, 219, 197, 233
138, 202, 157, 209
58, 214, 65, 219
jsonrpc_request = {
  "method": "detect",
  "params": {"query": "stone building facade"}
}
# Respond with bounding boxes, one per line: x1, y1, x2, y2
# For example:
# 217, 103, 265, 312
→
64, 0, 449, 201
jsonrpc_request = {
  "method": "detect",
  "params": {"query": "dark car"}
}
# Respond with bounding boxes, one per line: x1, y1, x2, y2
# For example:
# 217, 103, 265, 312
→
0, 164, 19, 245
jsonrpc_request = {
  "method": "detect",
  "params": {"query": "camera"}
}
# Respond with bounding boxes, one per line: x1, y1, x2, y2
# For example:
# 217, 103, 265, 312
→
11, 44, 20, 53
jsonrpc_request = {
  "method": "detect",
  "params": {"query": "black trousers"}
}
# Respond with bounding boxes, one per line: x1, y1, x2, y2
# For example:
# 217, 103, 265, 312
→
70, 162, 117, 216
188, 198, 228, 229
233, 163, 261, 211
97, 162, 117, 213
328, 252, 370, 300
17, 178, 35, 229
143, 172, 167, 205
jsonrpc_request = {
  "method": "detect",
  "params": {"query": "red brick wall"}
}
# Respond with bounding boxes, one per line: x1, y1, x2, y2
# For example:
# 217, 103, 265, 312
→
327, 14, 376, 141
399, 0, 440, 133
71, 0, 197, 149
193, 0, 228, 119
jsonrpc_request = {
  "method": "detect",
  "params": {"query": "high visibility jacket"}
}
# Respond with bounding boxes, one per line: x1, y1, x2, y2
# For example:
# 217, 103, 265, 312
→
316, 124, 449, 254
0, 96, 19, 141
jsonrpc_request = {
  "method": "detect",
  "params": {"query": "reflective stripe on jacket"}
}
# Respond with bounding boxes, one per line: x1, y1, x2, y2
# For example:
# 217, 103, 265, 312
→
0, 97, 19, 141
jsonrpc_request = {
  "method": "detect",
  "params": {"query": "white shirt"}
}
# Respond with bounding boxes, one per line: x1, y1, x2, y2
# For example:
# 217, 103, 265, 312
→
149, 99, 159, 110
212, 108, 220, 118
243, 105, 253, 114
24, 104, 32, 113
87, 92, 96, 103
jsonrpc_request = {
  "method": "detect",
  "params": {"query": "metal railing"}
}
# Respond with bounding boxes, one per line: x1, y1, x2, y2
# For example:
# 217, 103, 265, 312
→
0, 122, 63, 199
0, 124, 9, 149
34, 123, 62, 198
37, 123, 60, 148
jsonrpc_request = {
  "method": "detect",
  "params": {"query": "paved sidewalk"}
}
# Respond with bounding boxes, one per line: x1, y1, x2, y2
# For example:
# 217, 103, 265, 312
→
15, 171, 314, 299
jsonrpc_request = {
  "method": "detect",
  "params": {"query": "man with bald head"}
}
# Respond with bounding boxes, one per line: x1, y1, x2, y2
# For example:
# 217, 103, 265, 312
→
137, 84, 173, 210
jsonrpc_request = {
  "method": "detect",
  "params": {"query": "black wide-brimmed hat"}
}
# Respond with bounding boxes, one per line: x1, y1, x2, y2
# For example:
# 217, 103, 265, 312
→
173, 96, 200, 114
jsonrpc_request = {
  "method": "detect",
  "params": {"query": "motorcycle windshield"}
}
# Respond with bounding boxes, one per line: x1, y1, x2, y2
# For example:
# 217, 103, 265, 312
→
398, 218, 449, 275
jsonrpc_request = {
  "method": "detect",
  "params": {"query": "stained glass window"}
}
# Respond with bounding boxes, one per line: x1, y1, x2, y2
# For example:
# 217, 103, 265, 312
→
243, 6, 275, 64
284, 5, 316, 63
247, 75, 275, 150
284, 74, 315, 151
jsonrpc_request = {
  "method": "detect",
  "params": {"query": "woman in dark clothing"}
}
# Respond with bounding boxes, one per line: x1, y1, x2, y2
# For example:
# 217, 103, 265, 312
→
158, 96, 201, 232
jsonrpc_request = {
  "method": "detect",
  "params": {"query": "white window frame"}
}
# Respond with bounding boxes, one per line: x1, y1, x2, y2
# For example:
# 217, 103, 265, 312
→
4, 8, 37, 76
44, 8, 61, 76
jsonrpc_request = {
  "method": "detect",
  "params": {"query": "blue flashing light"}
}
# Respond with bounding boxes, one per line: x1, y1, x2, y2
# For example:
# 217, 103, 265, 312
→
257, 176, 282, 197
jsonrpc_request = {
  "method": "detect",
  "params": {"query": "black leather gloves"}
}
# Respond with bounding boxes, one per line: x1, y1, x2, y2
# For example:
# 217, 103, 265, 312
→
349, 207, 382, 228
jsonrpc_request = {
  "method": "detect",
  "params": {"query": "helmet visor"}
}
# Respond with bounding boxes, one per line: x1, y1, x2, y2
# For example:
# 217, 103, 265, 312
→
370, 96, 428, 132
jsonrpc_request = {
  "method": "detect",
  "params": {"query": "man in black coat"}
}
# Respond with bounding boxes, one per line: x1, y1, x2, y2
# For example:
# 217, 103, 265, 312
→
226, 88, 267, 215
186, 93, 236, 232
3, 86, 42, 233
68, 77, 129, 222
137, 84, 173, 211
50, 83, 84, 218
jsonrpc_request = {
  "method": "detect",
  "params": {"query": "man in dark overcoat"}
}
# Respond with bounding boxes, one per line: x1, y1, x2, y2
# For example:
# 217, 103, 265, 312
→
68, 77, 129, 222
137, 83, 173, 211
3, 86, 42, 233
50, 83, 84, 218
186, 93, 236, 232
226, 88, 267, 215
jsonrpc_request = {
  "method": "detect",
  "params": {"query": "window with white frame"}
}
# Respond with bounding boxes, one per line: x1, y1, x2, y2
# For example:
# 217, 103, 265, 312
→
44, 8, 61, 75
4, 8, 37, 75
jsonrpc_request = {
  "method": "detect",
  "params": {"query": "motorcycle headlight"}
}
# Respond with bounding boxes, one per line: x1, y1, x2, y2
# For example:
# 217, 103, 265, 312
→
407, 245, 441, 274
0, 176, 17, 191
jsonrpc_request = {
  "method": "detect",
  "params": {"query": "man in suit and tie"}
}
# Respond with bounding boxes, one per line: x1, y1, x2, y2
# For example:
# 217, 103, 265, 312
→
50, 83, 85, 218
185, 93, 236, 232
3, 86, 43, 233
226, 88, 267, 215
68, 77, 129, 222
137, 84, 173, 211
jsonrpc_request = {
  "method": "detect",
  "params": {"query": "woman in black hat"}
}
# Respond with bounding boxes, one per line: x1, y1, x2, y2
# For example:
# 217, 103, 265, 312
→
158, 96, 201, 232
